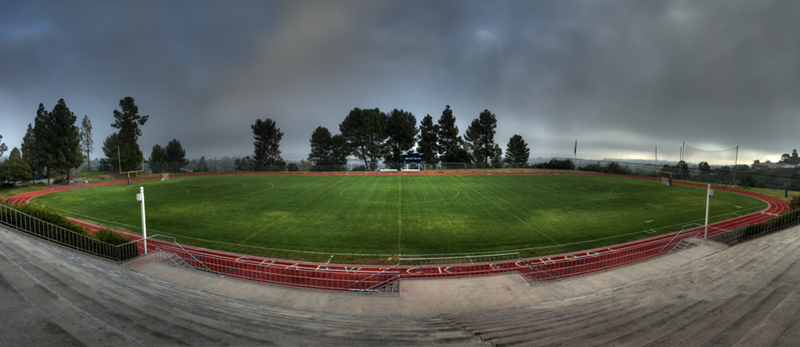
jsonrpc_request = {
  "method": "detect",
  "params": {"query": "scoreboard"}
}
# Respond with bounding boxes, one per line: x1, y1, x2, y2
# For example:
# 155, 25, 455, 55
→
403, 153, 424, 163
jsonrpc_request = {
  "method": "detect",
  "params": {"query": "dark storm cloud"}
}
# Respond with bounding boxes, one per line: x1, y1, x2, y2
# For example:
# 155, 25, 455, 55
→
2, 0, 799, 164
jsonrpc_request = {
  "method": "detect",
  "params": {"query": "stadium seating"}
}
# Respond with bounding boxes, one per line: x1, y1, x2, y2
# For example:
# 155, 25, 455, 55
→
2, 221, 800, 345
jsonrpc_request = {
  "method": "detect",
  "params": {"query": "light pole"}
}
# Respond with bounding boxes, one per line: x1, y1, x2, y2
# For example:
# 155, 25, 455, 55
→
137, 186, 147, 254
704, 184, 713, 239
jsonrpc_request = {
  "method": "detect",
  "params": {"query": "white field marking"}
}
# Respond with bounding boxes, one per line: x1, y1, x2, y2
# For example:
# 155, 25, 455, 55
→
398, 175, 402, 256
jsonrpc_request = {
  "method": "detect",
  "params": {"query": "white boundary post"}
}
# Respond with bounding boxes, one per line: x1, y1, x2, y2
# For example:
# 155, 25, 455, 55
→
704, 184, 711, 239
139, 186, 147, 254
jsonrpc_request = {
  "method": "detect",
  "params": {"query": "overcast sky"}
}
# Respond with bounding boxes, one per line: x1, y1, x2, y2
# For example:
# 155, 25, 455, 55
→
1, 0, 798, 165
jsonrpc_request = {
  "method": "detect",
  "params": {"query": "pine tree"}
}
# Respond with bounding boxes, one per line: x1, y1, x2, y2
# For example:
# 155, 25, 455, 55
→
0, 134, 6, 158
437, 105, 460, 162
308, 126, 334, 166
148, 144, 167, 173
251, 119, 285, 171
31, 100, 82, 183
383, 109, 419, 167
80, 115, 93, 171
111, 97, 148, 172
21, 124, 36, 178
464, 109, 499, 167
164, 139, 189, 173
196, 156, 209, 172
504, 134, 530, 168
416, 114, 439, 165
101, 133, 120, 172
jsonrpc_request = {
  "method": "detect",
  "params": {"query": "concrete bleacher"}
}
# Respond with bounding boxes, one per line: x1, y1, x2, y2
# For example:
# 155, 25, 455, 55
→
2, 222, 800, 345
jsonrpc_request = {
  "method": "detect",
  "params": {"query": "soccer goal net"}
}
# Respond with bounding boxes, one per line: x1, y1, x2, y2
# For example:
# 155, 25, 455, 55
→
440, 162, 469, 170
161, 172, 169, 181
683, 144, 739, 185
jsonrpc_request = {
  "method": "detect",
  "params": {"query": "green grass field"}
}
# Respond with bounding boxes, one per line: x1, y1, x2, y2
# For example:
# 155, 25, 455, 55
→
32, 174, 768, 262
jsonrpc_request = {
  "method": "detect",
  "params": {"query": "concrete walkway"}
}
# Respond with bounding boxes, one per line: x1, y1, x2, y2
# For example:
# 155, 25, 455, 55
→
123, 240, 723, 317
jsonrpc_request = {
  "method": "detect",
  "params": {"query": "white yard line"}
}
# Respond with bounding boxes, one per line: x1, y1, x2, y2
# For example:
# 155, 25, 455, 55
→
398, 175, 402, 256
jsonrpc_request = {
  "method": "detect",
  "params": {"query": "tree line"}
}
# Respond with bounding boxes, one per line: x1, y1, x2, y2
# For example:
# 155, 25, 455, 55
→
0, 99, 92, 184
304, 105, 530, 171
2, 101, 534, 185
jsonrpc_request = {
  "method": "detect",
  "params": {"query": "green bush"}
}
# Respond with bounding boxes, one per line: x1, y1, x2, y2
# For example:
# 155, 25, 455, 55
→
94, 228, 133, 245
791, 195, 800, 211
0, 201, 137, 260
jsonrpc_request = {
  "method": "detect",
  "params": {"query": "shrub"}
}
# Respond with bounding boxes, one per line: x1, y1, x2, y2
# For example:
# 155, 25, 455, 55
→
94, 228, 133, 245
791, 195, 800, 211
0, 201, 138, 260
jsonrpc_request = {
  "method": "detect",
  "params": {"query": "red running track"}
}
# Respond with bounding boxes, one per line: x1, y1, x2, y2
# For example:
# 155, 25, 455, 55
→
6, 172, 791, 292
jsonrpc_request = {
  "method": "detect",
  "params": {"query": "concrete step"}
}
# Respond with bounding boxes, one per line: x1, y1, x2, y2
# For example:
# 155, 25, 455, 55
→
0, 241, 139, 346
0, 229, 484, 345
596, 299, 714, 347
544, 300, 710, 346
698, 257, 800, 346
732, 282, 800, 346
640, 293, 751, 347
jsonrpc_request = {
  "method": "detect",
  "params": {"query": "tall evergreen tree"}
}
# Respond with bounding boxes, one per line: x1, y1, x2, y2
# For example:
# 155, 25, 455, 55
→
80, 115, 93, 171
251, 118, 284, 171
437, 105, 463, 163
49, 99, 83, 181
339, 107, 387, 170
416, 114, 439, 165
164, 139, 189, 173
148, 144, 167, 173
464, 109, 499, 167
383, 109, 419, 167
308, 126, 334, 166
33, 103, 54, 181
196, 156, 209, 172
9, 147, 21, 159
111, 97, 148, 172
0, 134, 6, 158
504, 134, 530, 168
101, 133, 120, 172
21, 124, 36, 178
32, 100, 82, 183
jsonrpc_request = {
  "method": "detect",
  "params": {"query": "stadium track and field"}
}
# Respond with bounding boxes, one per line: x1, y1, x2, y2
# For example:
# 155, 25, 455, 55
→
5, 171, 790, 293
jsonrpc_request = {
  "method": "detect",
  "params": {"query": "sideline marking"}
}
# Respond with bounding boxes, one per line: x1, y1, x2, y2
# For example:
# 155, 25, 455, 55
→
398, 175, 402, 256
453, 176, 560, 245
238, 177, 351, 245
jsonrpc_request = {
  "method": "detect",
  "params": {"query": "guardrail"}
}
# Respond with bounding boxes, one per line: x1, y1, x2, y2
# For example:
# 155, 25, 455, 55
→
0, 203, 141, 262
709, 209, 800, 245
3, 200, 798, 294
150, 240, 401, 294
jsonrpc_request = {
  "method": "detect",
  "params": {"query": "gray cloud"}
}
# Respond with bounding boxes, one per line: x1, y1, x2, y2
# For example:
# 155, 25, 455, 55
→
1, 0, 798, 165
